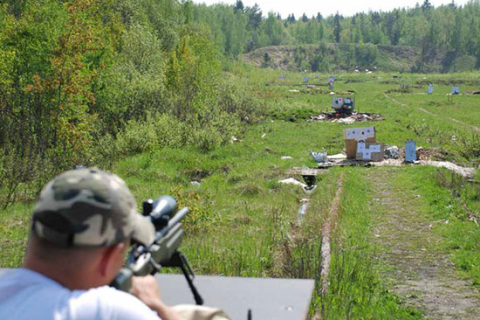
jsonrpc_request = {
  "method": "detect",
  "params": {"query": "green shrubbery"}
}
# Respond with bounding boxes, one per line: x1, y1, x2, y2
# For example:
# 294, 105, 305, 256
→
95, 76, 262, 162
456, 132, 480, 162
0, 0, 262, 206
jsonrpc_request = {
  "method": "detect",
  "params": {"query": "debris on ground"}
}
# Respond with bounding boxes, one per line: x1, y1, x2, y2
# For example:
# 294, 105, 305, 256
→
288, 167, 328, 176
299, 125, 474, 178
416, 147, 450, 161
279, 178, 306, 188
465, 91, 480, 95
281, 156, 293, 160
297, 198, 310, 225
191, 181, 201, 186
309, 112, 384, 123
419, 160, 475, 178
230, 136, 241, 143
293, 158, 475, 179
385, 146, 400, 159
310, 150, 327, 163
279, 178, 316, 192
291, 124, 474, 193
327, 153, 347, 160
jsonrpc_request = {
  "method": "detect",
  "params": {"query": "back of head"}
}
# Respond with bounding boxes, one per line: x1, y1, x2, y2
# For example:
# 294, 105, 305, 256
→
25, 168, 155, 287
31, 168, 155, 249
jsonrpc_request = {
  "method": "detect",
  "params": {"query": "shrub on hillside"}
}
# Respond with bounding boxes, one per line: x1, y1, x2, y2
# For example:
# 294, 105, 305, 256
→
115, 117, 159, 156
456, 132, 480, 162
217, 80, 263, 125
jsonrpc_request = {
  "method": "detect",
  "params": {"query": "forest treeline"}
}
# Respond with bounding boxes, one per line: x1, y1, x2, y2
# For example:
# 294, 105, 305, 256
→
193, 0, 480, 71
1, 0, 480, 205
0, 0, 261, 206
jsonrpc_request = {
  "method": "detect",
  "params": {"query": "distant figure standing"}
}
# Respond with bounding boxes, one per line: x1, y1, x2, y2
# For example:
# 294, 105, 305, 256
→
428, 84, 433, 94
328, 75, 335, 91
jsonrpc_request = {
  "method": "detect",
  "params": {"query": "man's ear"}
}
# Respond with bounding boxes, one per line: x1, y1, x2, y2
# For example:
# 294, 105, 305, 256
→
98, 242, 125, 279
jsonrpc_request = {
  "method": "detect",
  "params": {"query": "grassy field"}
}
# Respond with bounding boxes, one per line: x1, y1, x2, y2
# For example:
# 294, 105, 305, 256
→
1, 68, 480, 318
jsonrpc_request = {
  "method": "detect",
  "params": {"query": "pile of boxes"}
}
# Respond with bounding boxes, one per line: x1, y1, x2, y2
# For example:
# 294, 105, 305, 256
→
343, 126, 385, 162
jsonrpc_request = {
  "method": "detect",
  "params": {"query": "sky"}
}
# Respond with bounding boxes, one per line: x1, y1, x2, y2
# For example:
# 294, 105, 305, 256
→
191, 0, 470, 18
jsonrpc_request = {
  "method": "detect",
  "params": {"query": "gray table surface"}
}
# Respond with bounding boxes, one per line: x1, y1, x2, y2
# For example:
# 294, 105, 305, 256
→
0, 269, 315, 320
155, 274, 315, 320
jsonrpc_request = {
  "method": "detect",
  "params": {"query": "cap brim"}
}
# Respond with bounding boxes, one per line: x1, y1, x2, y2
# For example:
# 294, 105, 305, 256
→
131, 214, 156, 246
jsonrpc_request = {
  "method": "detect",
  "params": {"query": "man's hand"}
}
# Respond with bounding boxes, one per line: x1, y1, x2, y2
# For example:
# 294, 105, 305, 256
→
131, 275, 184, 320
130, 275, 162, 309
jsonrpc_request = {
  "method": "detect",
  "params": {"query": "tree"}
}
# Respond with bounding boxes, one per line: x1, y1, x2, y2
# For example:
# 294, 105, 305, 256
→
246, 3, 262, 31
234, 0, 244, 13
262, 52, 271, 67
422, 0, 433, 12
385, 10, 401, 45
287, 14, 296, 24
264, 12, 284, 45
183, 0, 194, 24
301, 13, 308, 22
333, 13, 342, 43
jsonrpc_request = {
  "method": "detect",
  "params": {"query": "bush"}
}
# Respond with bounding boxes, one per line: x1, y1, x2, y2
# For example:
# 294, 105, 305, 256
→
115, 118, 159, 156
172, 185, 215, 234
217, 78, 263, 124
98, 112, 187, 158
456, 132, 480, 162
154, 113, 184, 148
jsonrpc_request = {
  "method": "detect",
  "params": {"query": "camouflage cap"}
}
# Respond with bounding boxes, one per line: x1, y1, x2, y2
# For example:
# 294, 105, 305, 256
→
32, 168, 155, 248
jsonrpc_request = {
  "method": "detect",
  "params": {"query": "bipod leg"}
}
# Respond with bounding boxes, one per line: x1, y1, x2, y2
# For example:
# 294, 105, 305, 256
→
170, 251, 204, 305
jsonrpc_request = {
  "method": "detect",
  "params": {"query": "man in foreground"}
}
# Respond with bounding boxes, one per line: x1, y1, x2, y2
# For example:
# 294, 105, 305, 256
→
0, 168, 183, 320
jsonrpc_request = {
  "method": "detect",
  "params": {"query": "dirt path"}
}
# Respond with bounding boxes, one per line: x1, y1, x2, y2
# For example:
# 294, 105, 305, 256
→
384, 93, 480, 132
367, 168, 480, 319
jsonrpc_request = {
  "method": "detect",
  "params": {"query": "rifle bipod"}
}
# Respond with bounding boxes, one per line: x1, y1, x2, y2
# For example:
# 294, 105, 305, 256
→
163, 251, 204, 305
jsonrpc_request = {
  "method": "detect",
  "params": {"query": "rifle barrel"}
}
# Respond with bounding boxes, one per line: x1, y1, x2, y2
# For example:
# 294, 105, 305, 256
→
156, 207, 189, 241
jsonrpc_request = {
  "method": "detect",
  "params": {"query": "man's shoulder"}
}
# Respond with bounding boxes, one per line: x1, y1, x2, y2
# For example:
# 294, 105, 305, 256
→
78, 286, 143, 306
72, 286, 161, 320
80, 286, 133, 300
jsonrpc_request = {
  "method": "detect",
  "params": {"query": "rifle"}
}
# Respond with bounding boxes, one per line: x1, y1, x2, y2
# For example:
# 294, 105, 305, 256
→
110, 195, 204, 305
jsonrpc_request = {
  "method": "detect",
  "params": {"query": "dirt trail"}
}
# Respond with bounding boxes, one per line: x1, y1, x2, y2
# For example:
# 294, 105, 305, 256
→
384, 93, 480, 132
367, 168, 480, 319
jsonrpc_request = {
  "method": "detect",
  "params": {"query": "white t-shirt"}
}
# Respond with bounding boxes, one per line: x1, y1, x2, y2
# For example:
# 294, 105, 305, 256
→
0, 268, 161, 320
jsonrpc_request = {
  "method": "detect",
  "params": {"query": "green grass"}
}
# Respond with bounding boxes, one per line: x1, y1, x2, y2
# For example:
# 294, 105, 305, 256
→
394, 166, 480, 287
0, 203, 31, 268
317, 168, 423, 319
1, 68, 480, 319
